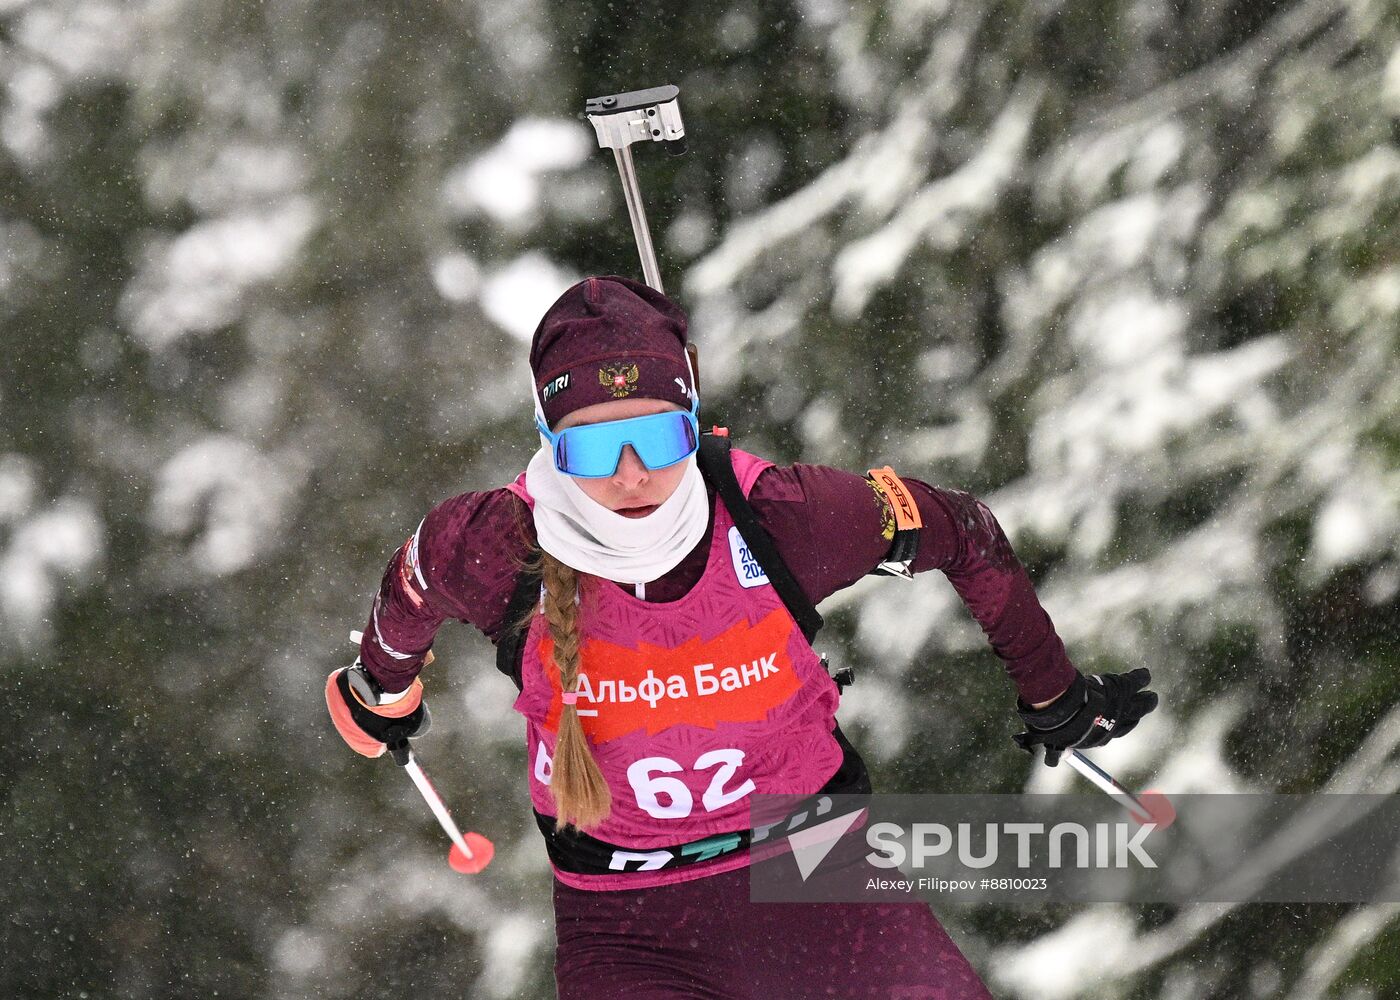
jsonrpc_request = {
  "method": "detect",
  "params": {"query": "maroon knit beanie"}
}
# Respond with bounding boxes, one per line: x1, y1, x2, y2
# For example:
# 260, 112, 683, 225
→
529, 275, 695, 428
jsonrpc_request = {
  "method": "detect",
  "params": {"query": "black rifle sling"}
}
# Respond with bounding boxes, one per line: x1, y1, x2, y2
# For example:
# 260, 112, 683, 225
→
495, 567, 541, 690
493, 432, 824, 690
695, 433, 824, 643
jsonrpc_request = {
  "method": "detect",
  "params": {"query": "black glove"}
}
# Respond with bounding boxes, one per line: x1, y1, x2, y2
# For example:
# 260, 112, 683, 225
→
326, 662, 431, 764
1012, 668, 1157, 766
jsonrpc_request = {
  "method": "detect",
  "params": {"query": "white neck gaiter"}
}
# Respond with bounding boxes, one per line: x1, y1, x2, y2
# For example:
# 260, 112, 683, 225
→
525, 447, 710, 585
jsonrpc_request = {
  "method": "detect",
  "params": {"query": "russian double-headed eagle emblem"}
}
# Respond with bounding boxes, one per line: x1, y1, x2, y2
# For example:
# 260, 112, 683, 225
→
866, 477, 897, 541
599, 364, 640, 398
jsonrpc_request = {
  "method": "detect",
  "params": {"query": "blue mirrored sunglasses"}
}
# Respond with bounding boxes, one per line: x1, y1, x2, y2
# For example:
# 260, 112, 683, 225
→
536, 404, 700, 478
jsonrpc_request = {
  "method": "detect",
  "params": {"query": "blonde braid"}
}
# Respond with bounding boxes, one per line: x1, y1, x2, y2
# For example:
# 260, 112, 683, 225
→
538, 552, 612, 831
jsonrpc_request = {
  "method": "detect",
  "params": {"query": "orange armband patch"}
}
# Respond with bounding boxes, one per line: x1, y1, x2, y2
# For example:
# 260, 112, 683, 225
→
866, 466, 922, 579
867, 466, 923, 531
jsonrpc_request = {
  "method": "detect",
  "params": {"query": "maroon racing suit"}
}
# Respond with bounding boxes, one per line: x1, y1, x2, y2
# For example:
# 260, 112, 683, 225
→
357, 454, 1074, 999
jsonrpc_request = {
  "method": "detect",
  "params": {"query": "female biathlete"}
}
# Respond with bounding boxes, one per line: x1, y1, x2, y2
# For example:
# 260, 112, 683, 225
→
326, 275, 1157, 999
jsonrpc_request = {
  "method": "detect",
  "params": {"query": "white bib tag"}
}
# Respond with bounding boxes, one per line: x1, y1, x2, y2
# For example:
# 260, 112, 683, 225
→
728, 525, 769, 589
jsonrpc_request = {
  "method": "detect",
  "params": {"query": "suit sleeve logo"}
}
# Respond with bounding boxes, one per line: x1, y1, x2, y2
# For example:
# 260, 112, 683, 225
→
866, 477, 897, 541
396, 519, 428, 607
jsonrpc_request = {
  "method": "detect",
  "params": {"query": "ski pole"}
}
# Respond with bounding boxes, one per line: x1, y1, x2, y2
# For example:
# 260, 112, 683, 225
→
348, 631, 495, 873
1063, 749, 1176, 829
393, 743, 494, 873
585, 84, 686, 293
